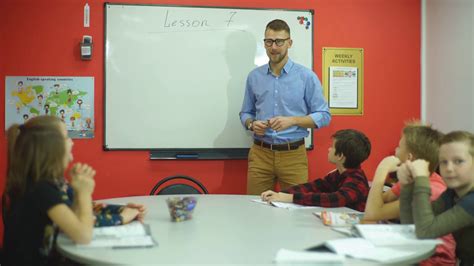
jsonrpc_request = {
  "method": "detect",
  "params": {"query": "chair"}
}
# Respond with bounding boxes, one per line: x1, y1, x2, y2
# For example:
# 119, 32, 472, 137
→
149, 175, 209, 195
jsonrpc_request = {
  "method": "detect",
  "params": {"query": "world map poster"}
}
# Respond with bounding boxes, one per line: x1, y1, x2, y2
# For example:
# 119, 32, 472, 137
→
5, 76, 94, 138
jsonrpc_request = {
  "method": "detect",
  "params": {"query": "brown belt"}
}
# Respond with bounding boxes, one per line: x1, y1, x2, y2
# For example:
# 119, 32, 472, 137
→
254, 139, 304, 151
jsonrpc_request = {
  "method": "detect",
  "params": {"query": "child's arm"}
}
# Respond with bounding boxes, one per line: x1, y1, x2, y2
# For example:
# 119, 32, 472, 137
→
119, 208, 140, 224
94, 203, 147, 226
261, 173, 334, 203
407, 160, 474, 238
48, 201, 93, 244
364, 156, 401, 221
261, 172, 336, 204
266, 171, 334, 205
382, 190, 399, 203
49, 163, 95, 244
93, 203, 124, 226
122, 203, 146, 223
261, 190, 293, 202
68, 189, 146, 226
68, 186, 82, 217
283, 171, 335, 195
288, 173, 368, 209
399, 183, 414, 224
399, 163, 415, 224
412, 182, 473, 238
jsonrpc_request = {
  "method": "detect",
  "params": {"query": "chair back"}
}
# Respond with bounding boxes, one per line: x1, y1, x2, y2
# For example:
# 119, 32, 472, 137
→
150, 175, 208, 195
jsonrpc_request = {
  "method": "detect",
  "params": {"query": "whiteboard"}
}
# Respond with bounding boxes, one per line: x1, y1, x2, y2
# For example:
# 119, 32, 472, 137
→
104, 4, 314, 156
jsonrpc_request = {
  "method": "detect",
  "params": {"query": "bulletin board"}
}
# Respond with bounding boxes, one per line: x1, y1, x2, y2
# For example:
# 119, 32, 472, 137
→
322, 47, 364, 115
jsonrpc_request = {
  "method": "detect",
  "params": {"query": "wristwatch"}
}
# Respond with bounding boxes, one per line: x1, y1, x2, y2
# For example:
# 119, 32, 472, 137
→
247, 120, 255, 131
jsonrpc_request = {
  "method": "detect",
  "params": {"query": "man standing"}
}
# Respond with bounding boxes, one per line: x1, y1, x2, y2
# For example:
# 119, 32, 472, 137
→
240, 19, 331, 195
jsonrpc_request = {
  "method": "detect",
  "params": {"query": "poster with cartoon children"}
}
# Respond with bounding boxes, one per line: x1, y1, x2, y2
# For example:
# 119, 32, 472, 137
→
5, 76, 94, 138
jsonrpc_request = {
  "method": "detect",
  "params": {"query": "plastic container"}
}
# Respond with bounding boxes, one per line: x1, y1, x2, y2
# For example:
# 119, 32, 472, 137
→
166, 197, 197, 222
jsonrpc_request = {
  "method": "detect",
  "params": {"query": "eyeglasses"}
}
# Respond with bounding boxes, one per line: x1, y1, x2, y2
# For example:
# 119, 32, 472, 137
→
263, 38, 290, 47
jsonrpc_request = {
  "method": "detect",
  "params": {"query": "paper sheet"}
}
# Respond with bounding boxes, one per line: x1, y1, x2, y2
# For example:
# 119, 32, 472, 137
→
76, 221, 156, 248
354, 224, 443, 246
324, 238, 417, 262
275, 248, 345, 264
251, 199, 319, 210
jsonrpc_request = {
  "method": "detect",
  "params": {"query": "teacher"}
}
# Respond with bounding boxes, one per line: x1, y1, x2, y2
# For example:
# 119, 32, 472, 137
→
240, 19, 331, 195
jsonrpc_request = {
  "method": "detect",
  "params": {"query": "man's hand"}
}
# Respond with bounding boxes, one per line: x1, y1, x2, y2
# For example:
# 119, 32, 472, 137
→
252, 120, 269, 136
268, 116, 295, 132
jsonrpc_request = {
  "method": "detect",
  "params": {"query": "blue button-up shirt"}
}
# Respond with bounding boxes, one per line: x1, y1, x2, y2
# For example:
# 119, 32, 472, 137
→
239, 59, 331, 144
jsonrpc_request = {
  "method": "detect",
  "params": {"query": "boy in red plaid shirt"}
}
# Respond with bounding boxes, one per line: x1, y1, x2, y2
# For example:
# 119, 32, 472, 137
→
261, 129, 371, 212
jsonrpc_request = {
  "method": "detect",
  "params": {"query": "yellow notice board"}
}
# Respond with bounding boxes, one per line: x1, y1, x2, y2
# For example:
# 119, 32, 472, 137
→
322, 48, 364, 115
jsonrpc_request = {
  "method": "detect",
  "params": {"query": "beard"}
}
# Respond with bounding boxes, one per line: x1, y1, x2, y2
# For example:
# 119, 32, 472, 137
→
268, 49, 288, 65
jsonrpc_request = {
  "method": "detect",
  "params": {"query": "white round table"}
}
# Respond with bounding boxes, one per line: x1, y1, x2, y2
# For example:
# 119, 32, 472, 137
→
56, 195, 435, 265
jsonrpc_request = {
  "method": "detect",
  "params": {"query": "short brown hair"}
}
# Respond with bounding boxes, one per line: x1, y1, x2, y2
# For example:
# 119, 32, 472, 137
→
6, 116, 66, 199
332, 129, 371, 168
265, 19, 291, 35
440, 131, 474, 157
402, 121, 443, 173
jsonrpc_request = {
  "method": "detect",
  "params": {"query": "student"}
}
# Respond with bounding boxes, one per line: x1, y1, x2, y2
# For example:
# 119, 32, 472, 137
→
261, 129, 370, 212
363, 122, 456, 265
3, 116, 145, 265
400, 131, 474, 265
364, 122, 445, 222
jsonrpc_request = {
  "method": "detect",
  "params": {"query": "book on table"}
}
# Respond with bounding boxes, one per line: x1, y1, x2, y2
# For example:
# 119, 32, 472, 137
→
76, 221, 156, 248
353, 224, 442, 246
305, 238, 420, 263
274, 248, 345, 265
314, 210, 364, 227
299, 224, 442, 263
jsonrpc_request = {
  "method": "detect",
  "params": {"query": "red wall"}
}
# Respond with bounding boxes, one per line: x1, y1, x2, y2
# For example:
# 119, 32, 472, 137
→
0, 0, 420, 240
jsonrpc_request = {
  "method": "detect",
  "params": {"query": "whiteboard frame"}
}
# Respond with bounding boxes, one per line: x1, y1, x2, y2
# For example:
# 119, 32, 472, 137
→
104, 3, 315, 159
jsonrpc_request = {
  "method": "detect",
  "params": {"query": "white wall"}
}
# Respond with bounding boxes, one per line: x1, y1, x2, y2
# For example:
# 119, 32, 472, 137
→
422, 0, 474, 132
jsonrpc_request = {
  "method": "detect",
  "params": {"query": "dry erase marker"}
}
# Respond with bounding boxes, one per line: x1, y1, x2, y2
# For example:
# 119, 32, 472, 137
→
84, 3, 90, 27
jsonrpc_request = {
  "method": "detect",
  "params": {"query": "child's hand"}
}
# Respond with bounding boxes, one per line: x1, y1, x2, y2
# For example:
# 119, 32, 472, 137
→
93, 202, 107, 213
120, 207, 140, 224
261, 190, 292, 203
406, 159, 430, 178
124, 203, 147, 223
70, 163, 96, 195
397, 163, 413, 186
261, 190, 277, 202
378, 156, 401, 173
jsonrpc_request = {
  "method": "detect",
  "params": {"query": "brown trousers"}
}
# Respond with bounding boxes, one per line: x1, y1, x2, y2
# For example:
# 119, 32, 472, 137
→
246, 144, 308, 195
